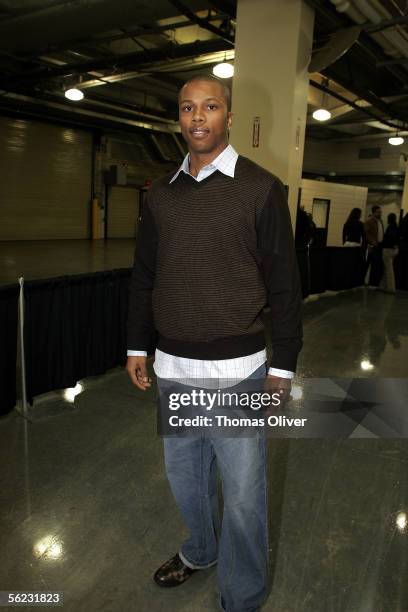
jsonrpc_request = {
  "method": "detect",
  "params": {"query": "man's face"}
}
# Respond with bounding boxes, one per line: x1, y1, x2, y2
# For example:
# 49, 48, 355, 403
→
374, 208, 382, 219
178, 80, 233, 155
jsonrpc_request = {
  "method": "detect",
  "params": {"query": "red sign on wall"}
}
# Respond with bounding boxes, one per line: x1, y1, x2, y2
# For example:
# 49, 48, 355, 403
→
252, 116, 260, 148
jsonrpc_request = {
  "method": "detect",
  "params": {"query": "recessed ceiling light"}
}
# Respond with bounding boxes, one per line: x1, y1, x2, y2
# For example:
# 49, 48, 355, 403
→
312, 108, 331, 121
388, 136, 404, 146
213, 62, 234, 79
65, 88, 84, 101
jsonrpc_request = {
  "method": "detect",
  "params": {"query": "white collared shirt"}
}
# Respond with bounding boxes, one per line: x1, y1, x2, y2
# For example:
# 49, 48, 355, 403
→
169, 143, 238, 184
128, 144, 294, 382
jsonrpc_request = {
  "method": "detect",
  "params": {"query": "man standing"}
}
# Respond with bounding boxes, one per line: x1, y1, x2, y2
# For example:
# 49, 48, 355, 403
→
364, 205, 384, 286
126, 75, 303, 612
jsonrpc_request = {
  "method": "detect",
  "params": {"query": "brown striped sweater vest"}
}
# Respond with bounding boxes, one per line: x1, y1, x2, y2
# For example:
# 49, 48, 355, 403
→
127, 155, 303, 371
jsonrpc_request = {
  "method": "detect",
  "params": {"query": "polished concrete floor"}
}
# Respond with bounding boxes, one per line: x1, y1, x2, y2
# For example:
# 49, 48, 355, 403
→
0, 239, 136, 286
1, 241, 408, 611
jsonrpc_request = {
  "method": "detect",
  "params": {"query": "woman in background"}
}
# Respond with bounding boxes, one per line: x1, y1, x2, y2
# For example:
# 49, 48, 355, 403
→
343, 207, 365, 246
380, 212, 399, 293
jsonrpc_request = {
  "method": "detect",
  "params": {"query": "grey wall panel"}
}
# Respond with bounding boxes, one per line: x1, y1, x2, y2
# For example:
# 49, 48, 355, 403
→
107, 186, 139, 238
303, 138, 402, 176
0, 117, 92, 240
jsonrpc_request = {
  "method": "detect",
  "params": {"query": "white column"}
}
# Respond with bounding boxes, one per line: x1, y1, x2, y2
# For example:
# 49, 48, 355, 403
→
230, 0, 315, 228
401, 159, 408, 216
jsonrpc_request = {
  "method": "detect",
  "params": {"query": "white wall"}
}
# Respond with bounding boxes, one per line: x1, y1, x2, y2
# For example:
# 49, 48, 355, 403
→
300, 179, 368, 246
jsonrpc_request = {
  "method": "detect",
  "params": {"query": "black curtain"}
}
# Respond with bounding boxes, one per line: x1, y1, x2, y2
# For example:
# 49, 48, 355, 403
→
296, 248, 310, 298
325, 247, 366, 291
309, 247, 327, 294
0, 284, 19, 416
395, 245, 408, 290
24, 269, 131, 404
296, 246, 367, 297
19, 250, 408, 407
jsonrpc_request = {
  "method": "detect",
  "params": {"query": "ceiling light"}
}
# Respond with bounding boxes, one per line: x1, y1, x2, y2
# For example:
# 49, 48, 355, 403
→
388, 135, 404, 146
313, 108, 331, 121
65, 87, 84, 101
213, 62, 234, 79
313, 77, 332, 122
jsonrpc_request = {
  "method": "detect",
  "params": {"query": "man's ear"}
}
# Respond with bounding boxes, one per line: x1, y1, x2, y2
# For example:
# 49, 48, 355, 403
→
227, 111, 233, 129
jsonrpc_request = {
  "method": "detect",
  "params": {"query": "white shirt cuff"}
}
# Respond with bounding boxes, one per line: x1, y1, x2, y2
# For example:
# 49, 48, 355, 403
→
268, 367, 294, 379
127, 350, 147, 356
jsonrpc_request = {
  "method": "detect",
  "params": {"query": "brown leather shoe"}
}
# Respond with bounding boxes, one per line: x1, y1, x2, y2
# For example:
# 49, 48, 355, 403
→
153, 553, 198, 588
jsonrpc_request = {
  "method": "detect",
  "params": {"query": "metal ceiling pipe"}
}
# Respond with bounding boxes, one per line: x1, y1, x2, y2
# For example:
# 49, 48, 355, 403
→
1, 39, 231, 91
328, 0, 397, 56
328, 0, 366, 24
0, 91, 181, 133
352, 0, 381, 23
0, 0, 179, 54
330, 0, 408, 66
368, 0, 408, 44
353, 0, 408, 58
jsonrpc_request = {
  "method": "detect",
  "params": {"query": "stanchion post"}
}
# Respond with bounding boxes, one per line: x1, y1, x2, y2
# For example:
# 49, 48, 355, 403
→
18, 276, 28, 418
306, 242, 312, 296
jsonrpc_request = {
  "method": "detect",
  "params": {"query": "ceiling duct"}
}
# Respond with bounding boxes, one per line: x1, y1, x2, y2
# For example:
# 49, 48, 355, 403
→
330, 0, 408, 64
309, 25, 361, 72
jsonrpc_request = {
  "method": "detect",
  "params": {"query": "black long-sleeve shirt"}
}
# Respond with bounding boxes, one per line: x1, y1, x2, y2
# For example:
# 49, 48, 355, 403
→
382, 223, 399, 248
127, 155, 303, 372
342, 219, 365, 245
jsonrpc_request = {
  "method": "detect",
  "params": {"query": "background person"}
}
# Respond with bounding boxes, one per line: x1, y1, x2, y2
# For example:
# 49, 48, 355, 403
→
295, 205, 315, 247
379, 212, 399, 293
364, 205, 384, 286
342, 207, 365, 247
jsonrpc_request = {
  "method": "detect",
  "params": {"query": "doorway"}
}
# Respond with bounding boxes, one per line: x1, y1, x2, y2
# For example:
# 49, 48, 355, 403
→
312, 198, 330, 247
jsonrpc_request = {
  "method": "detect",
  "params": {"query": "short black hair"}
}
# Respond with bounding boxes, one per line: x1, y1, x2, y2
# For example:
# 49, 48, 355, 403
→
178, 74, 232, 112
372, 205, 381, 213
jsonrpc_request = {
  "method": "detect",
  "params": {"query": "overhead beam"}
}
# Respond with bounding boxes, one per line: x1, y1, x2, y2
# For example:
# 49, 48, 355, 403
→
167, 1, 234, 44
0, 91, 181, 134
90, 15, 231, 45
0, 39, 233, 90
364, 14, 408, 34
19, 14, 231, 56
309, 79, 407, 131
76, 50, 234, 90
208, 1, 236, 18
377, 57, 408, 68
308, 0, 408, 92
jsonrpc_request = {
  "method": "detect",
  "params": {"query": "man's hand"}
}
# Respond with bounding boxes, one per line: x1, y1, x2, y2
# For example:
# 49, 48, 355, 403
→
264, 375, 292, 409
126, 356, 152, 391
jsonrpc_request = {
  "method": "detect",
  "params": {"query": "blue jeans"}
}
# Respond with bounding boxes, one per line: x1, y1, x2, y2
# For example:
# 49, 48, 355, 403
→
157, 363, 268, 612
